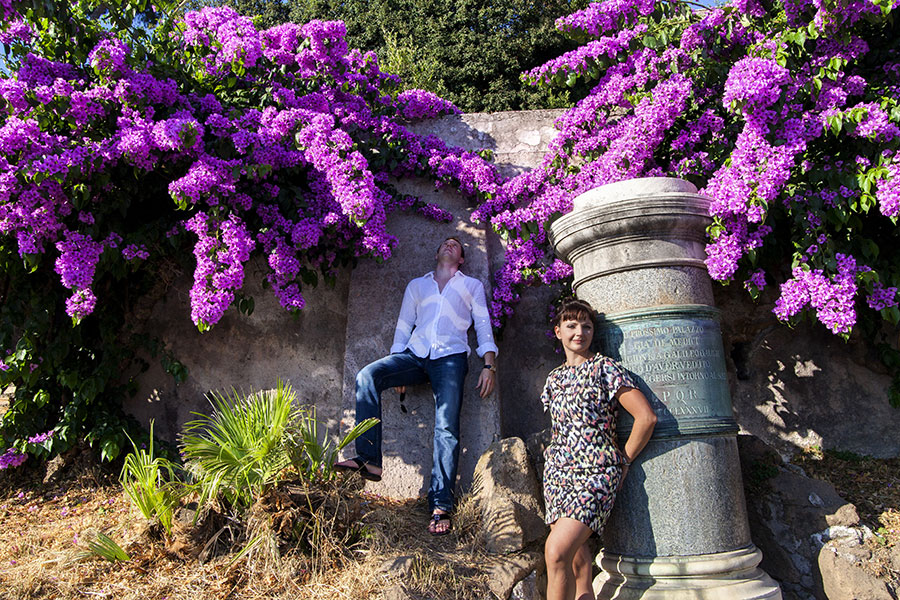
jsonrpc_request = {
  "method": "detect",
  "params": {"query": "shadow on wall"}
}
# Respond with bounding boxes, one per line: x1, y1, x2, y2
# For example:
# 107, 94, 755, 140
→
378, 381, 441, 500
124, 255, 353, 444
715, 284, 900, 459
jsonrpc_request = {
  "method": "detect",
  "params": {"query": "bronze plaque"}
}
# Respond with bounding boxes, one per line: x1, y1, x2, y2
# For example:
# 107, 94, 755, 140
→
597, 305, 737, 438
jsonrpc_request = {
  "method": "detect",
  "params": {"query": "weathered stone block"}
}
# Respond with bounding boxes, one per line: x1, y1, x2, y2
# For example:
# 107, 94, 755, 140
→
487, 551, 543, 600
474, 437, 547, 555
818, 541, 894, 600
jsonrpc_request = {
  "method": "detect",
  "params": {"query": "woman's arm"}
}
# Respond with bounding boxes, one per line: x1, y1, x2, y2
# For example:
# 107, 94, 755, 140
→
617, 387, 657, 464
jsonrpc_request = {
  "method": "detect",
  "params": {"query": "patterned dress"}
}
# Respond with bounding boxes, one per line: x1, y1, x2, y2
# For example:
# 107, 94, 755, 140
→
541, 354, 636, 533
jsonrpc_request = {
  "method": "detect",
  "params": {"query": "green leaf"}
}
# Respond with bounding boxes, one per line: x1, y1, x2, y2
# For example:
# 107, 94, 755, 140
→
22, 253, 40, 273
860, 238, 879, 259
86, 532, 131, 562
100, 438, 120, 462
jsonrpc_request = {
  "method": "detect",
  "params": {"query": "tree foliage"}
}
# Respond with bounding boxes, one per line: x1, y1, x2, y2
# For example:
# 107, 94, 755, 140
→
214, 0, 592, 112
475, 0, 900, 402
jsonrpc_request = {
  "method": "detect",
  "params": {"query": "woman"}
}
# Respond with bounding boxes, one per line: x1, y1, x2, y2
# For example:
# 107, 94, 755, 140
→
541, 299, 657, 600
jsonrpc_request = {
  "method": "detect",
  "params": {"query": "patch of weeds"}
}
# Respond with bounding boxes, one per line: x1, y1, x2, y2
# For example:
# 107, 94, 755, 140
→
746, 460, 779, 493
823, 448, 866, 463
85, 531, 130, 562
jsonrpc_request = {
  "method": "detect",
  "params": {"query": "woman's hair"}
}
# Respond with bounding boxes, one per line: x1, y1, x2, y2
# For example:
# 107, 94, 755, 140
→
553, 298, 596, 328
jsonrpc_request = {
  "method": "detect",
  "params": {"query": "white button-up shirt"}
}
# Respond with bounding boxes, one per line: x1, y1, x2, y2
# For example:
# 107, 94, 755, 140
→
390, 271, 498, 359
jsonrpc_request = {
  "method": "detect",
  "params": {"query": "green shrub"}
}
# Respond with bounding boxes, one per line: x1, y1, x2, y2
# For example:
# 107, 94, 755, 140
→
286, 406, 378, 482
181, 380, 298, 511
120, 421, 181, 537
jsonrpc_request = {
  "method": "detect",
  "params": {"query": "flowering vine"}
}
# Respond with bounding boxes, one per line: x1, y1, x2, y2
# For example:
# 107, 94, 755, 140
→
0, 1, 501, 459
476, 0, 900, 346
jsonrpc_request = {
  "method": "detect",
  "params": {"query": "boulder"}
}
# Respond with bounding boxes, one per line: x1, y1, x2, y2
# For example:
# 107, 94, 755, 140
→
525, 429, 550, 482
486, 551, 543, 600
738, 434, 871, 600
473, 437, 548, 555
511, 571, 541, 600
818, 541, 894, 600
380, 555, 416, 579
382, 583, 412, 600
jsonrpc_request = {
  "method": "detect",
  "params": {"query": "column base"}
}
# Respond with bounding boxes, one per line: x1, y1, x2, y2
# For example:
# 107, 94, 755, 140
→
594, 545, 782, 600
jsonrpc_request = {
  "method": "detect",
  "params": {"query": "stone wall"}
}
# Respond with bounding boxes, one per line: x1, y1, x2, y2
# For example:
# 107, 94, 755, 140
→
716, 284, 899, 459
127, 109, 900, 500
126, 258, 352, 442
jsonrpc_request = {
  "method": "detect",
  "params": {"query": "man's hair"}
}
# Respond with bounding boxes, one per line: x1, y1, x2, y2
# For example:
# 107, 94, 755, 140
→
553, 298, 596, 328
438, 236, 465, 260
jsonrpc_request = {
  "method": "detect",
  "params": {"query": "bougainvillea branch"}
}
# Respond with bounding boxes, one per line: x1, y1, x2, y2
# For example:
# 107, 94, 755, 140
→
0, 1, 501, 459
476, 0, 900, 345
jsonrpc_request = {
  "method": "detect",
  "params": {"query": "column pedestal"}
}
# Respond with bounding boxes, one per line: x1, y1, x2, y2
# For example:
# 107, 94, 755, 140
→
548, 177, 781, 599
596, 545, 778, 600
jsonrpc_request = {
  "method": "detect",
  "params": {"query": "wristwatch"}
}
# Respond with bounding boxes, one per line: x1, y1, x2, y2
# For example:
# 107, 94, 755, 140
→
483, 364, 496, 373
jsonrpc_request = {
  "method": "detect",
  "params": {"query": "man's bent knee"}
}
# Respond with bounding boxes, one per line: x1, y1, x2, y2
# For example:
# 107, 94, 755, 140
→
355, 363, 381, 392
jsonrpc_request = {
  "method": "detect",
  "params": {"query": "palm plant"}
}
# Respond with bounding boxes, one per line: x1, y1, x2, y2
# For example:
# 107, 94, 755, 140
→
120, 420, 181, 537
287, 406, 379, 482
85, 531, 131, 562
181, 379, 298, 511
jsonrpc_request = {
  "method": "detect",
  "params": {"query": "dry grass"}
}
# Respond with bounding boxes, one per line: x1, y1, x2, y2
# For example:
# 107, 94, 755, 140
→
0, 452, 493, 600
3, 444, 898, 599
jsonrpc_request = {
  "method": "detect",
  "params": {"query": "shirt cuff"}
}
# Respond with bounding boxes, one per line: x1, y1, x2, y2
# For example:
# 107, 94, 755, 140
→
476, 343, 499, 357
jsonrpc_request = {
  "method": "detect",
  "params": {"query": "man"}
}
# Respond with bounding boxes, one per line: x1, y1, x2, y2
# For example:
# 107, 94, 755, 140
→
335, 236, 497, 535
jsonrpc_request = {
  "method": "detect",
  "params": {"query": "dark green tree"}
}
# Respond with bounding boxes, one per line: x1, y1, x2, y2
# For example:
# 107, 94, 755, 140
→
212, 0, 590, 112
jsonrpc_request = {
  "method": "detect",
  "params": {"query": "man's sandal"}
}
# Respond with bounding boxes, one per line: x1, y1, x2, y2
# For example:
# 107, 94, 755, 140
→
428, 512, 452, 536
333, 458, 382, 482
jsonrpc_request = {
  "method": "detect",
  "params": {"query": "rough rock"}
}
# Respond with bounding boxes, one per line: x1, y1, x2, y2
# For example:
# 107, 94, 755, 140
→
738, 434, 872, 600
525, 429, 550, 483
818, 541, 895, 600
42, 453, 67, 484
380, 555, 416, 579
486, 551, 543, 600
510, 570, 541, 600
41, 446, 95, 484
382, 583, 412, 600
474, 437, 547, 555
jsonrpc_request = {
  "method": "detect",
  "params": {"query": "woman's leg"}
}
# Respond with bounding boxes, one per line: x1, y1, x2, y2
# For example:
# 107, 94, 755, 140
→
572, 542, 594, 600
545, 517, 595, 600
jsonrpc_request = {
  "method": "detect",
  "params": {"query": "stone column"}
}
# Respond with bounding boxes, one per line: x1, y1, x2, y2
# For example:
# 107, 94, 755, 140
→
548, 177, 781, 599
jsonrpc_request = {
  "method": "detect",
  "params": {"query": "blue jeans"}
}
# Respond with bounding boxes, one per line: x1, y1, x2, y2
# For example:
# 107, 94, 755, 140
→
354, 350, 468, 512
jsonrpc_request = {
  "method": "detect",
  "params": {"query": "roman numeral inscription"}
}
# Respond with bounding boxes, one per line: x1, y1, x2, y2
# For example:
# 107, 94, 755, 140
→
599, 309, 736, 436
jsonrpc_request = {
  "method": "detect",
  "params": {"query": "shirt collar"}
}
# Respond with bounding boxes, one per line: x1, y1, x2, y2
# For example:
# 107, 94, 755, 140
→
425, 270, 463, 280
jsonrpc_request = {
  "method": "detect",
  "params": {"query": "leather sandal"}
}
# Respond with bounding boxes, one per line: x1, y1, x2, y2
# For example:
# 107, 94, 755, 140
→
428, 512, 452, 536
333, 458, 382, 482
